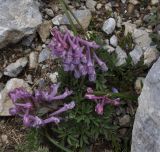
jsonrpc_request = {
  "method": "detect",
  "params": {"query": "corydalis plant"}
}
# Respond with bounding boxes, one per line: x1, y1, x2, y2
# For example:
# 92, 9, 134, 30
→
85, 87, 120, 115
9, 83, 75, 128
48, 28, 108, 81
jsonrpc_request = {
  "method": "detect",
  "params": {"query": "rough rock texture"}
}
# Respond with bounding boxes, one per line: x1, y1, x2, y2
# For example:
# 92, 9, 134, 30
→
0, 0, 42, 49
133, 29, 152, 48
0, 78, 32, 116
4, 57, 28, 77
102, 18, 116, 34
52, 9, 92, 29
144, 47, 160, 66
131, 57, 160, 152
37, 20, 53, 42
130, 45, 143, 64
115, 46, 127, 66
86, 0, 97, 11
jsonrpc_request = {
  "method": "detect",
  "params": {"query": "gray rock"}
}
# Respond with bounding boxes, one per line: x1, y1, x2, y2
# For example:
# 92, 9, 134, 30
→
1, 135, 9, 144
103, 45, 115, 53
21, 34, 35, 47
110, 35, 118, 47
129, 0, 139, 5
96, 3, 102, 10
4, 57, 28, 77
151, 0, 159, 5
130, 45, 143, 64
102, 18, 116, 35
86, 0, 97, 11
44, 8, 54, 17
131, 57, 160, 152
123, 22, 136, 36
52, 9, 92, 29
52, 14, 63, 26
144, 47, 159, 66
105, 3, 112, 12
133, 29, 152, 48
115, 46, 127, 66
117, 16, 122, 28
38, 48, 50, 63
29, 51, 38, 69
0, 78, 32, 116
0, 0, 42, 49
48, 72, 58, 83
37, 20, 52, 42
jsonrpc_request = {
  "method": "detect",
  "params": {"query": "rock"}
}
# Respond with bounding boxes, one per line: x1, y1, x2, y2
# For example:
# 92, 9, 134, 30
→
52, 9, 92, 29
151, 0, 159, 5
127, 3, 135, 15
115, 46, 127, 66
119, 115, 131, 126
129, 45, 143, 64
38, 48, 50, 63
134, 19, 142, 27
133, 29, 152, 48
103, 45, 115, 53
134, 77, 145, 94
48, 72, 58, 83
26, 74, 33, 85
131, 57, 160, 152
0, 78, 31, 116
129, 0, 139, 5
21, 34, 35, 47
123, 22, 136, 36
144, 47, 160, 66
37, 20, 52, 42
44, 8, 54, 17
96, 3, 102, 10
117, 16, 122, 28
1, 135, 9, 144
29, 51, 38, 69
105, 3, 112, 12
110, 35, 118, 47
121, 0, 126, 3
4, 57, 28, 77
0, 0, 42, 49
86, 0, 97, 11
52, 14, 63, 26
102, 18, 116, 35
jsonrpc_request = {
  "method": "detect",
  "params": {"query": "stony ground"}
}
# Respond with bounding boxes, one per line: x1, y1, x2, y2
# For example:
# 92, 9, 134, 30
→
0, 0, 159, 151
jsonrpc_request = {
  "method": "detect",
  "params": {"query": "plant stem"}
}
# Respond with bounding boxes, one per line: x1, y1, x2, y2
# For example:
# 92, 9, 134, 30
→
61, 0, 85, 32
59, 0, 77, 35
45, 130, 72, 152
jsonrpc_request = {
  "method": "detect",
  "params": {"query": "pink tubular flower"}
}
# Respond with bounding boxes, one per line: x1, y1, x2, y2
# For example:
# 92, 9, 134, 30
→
48, 28, 108, 81
8, 84, 75, 128
85, 88, 120, 115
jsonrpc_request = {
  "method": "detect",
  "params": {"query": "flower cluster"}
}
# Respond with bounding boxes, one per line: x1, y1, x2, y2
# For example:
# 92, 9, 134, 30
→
85, 87, 120, 115
9, 83, 75, 128
48, 28, 108, 81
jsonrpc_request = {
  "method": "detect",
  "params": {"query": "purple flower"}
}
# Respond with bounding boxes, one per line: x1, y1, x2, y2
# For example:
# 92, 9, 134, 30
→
93, 52, 108, 71
85, 88, 120, 115
95, 103, 104, 115
9, 88, 32, 103
50, 101, 75, 116
48, 28, 108, 81
9, 84, 75, 128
